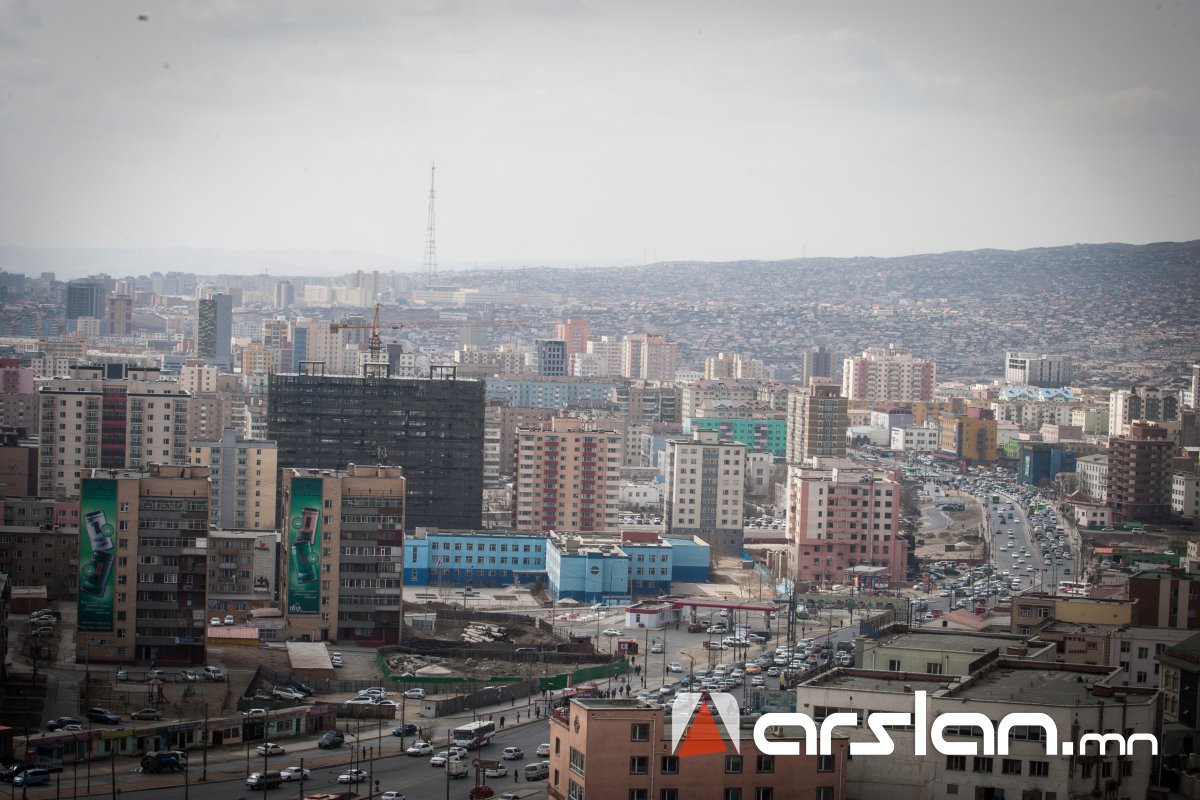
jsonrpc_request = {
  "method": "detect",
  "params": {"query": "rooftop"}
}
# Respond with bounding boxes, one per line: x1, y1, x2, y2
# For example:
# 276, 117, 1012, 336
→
871, 631, 1025, 653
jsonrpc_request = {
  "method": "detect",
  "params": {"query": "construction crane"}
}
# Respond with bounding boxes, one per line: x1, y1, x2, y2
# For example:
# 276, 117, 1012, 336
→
328, 303, 522, 375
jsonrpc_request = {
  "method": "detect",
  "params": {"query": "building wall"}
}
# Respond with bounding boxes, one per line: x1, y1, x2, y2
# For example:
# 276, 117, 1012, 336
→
664, 430, 745, 553
842, 346, 936, 404
786, 383, 848, 464
1172, 473, 1200, 519
402, 529, 547, 589
1106, 421, 1173, 523
188, 429, 278, 530
512, 417, 622, 533
890, 426, 941, 452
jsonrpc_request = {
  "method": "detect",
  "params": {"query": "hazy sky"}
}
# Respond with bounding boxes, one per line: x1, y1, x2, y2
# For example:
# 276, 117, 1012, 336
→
2, 0, 1198, 267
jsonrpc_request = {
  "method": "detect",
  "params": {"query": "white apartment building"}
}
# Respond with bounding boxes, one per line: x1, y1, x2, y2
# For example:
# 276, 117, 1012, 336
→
1077, 454, 1109, 503
1173, 472, 1200, 520
664, 429, 745, 553
991, 400, 1073, 430
619, 481, 662, 511
37, 365, 191, 499
1004, 352, 1074, 387
180, 364, 218, 395
890, 425, 941, 453
1108, 385, 1180, 438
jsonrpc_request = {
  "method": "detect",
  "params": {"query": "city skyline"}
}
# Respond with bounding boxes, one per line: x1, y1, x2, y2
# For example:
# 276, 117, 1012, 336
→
1, 1, 1198, 268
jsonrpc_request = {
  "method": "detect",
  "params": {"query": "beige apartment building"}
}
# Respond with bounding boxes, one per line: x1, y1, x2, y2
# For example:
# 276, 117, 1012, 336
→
547, 697, 848, 800
38, 365, 191, 499
512, 417, 622, 533
665, 429, 746, 553
189, 428, 278, 530
842, 345, 936, 404
280, 465, 406, 645
786, 382, 848, 464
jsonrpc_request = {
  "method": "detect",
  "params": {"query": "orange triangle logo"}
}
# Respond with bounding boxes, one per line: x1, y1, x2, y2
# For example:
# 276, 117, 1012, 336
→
676, 700, 730, 757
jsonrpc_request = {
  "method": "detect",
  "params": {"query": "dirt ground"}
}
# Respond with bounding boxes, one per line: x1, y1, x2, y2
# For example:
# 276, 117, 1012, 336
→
913, 495, 985, 562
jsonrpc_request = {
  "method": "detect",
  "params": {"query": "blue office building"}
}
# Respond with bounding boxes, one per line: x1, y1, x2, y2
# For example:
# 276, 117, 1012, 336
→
484, 377, 615, 408
1019, 442, 1078, 487
546, 532, 710, 602
404, 529, 548, 589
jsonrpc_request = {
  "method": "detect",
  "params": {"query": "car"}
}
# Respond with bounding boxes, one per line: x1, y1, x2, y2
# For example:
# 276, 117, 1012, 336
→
381, 793, 407, 800
337, 769, 370, 784
245, 772, 283, 790
469, 786, 495, 800
706, 625, 727, 634
32, 627, 56, 637
48, 716, 84, 731
256, 743, 286, 756
131, 708, 162, 721
181, 670, 200, 682
60, 724, 85, 732
449, 746, 469, 759
392, 723, 418, 737
242, 708, 267, 716
115, 669, 129, 682
224, 614, 236, 625
318, 731, 345, 749
751, 675, 765, 687
523, 761, 550, 781
602, 628, 622, 637
485, 764, 508, 778
331, 652, 344, 667
375, 699, 401, 708
406, 742, 433, 756
273, 686, 306, 700
766, 666, 780, 677
667, 661, 684, 673
687, 623, 703, 633
362, 686, 389, 697
499, 794, 521, 800
280, 766, 310, 781
403, 688, 426, 699
86, 708, 120, 724
210, 617, 221, 626
502, 746, 524, 760
203, 666, 226, 681
430, 752, 451, 767
346, 696, 378, 705
14, 769, 49, 787
745, 664, 762, 675
536, 743, 551, 757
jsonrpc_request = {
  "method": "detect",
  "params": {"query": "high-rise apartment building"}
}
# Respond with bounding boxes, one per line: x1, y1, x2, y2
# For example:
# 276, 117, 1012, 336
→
188, 428, 278, 530
622, 333, 678, 381
1108, 385, 1180, 438
703, 351, 765, 380
842, 345, 935, 404
938, 412, 999, 463
579, 336, 623, 377
268, 373, 483, 531
280, 465, 405, 644
73, 465, 211, 667
106, 295, 132, 336
195, 293, 233, 365
1107, 421, 1173, 523
786, 465, 906, 586
554, 318, 589, 375
0, 358, 38, 430
786, 383, 848, 464
38, 365, 191, 499
611, 380, 680, 425
512, 417, 622, 533
179, 363, 218, 395
1004, 351, 1074, 387
799, 344, 835, 387
664, 430, 745, 553
530, 339, 568, 376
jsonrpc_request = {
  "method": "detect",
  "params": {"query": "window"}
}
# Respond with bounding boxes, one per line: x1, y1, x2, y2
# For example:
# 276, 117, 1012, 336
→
946, 755, 966, 771
630, 792, 648, 800
927, 662, 944, 675
1029, 761, 1050, 777
660, 791, 679, 800
1002, 759, 1022, 775
756, 755, 774, 773
568, 780, 584, 800
631, 723, 649, 741
973, 757, 993, 773
753, 790, 773, 800
724, 755, 742, 773
569, 747, 585, 775
724, 790, 742, 800
660, 756, 679, 775
946, 786, 958, 796
818, 755, 835, 772
816, 790, 835, 800
630, 756, 648, 775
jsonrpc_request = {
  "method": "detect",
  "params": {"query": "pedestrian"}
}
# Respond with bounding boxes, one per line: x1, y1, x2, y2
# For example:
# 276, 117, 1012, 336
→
500, 716, 505, 728
517, 712, 521, 723
515, 769, 519, 783
511, 696, 515, 706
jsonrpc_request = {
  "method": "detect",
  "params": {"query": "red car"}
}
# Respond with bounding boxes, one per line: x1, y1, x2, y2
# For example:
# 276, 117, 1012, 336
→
687, 623, 702, 633
468, 786, 495, 799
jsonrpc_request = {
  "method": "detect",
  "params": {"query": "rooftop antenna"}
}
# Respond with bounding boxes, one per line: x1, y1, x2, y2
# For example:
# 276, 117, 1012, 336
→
422, 161, 437, 289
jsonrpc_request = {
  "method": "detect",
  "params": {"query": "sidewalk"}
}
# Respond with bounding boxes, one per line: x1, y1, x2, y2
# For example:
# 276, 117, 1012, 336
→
21, 693, 552, 798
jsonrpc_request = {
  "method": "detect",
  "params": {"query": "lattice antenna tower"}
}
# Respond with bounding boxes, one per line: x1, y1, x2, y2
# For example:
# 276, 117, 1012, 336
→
422, 161, 437, 289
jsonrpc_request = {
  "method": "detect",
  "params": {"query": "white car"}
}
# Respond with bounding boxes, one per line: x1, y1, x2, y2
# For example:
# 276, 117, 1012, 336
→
224, 614, 235, 625
381, 793, 406, 800
346, 696, 377, 705
337, 769, 370, 784
602, 628, 622, 637
485, 764, 508, 778
536, 743, 551, 757
280, 766, 310, 781
430, 752, 452, 767
407, 742, 434, 756
667, 661, 683, 673
209, 617, 221, 626
256, 743, 285, 756
403, 688, 426, 699
502, 747, 524, 760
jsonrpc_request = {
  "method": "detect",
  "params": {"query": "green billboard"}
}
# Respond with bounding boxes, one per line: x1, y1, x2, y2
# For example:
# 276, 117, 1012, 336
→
78, 478, 118, 632
286, 477, 323, 615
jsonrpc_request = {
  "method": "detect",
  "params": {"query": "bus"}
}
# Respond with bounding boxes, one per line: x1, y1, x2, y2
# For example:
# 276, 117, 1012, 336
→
452, 720, 496, 750
1057, 581, 1090, 597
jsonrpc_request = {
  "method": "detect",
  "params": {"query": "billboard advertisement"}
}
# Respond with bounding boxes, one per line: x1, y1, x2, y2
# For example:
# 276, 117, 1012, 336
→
286, 477, 323, 615
78, 478, 118, 632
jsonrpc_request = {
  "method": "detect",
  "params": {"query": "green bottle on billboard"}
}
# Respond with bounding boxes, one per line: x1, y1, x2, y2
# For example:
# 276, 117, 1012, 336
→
291, 506, 320, 584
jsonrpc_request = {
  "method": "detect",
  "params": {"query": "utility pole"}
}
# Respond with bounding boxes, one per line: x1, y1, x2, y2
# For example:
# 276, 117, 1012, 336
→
422, 161, 437, 290
200, 703, 208, 782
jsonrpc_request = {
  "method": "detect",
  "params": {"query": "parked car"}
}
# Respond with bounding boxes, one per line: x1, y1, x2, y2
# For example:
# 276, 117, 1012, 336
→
502, 747, 524, 760
403, 688, 426, 699
181, 670, 200, 682
280, 766, 310, 781
86, 708, 120, 724
523, 762, 550, 781
535, 743, 551, 757
602, 628, 622, 636
47, 716, 83, 731
14, 769, 49, 787
330, 651, 343, 667
256, 743, 286, 756
345, 696, 377, 705
131, 708, 162, 721
468, 786, 495, 800
406, 742, 433, 756
223, 614, 235, 625
245, 771, 282, 790
392, 723, 418, 737
209, 617, 221, 627
272, 686, 306, 701
202, 666, 226, 681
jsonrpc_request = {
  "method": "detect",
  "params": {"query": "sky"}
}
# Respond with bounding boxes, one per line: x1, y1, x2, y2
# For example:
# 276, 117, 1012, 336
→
1, 0, 1198, 269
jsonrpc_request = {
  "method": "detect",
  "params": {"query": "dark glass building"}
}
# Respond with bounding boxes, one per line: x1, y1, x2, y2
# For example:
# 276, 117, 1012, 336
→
267, 373, 484, 531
